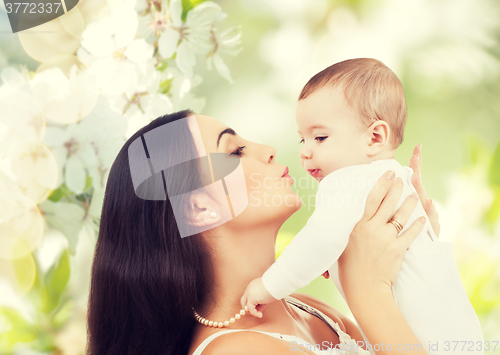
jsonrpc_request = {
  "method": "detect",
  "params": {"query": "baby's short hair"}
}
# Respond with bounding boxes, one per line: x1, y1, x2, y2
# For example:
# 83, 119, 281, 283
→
299, 58, 406, 148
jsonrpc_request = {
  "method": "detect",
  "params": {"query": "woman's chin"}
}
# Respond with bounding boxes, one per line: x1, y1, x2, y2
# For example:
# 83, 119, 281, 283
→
283, 194, 303, 216
293, 196, 303, 211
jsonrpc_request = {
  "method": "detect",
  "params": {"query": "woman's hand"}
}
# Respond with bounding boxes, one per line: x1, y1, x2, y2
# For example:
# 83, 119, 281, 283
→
409, 144, 440, 237
336, 170, 431, 354
337, 171, 427, 303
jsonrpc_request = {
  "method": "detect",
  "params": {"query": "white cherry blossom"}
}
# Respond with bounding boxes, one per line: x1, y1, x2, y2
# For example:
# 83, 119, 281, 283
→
31, 66, 99, 125
79, 1, 155, 97
43, 97, 126, 194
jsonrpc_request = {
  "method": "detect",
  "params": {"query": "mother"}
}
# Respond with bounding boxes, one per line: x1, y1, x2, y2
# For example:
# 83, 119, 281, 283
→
86, 110, 438, 355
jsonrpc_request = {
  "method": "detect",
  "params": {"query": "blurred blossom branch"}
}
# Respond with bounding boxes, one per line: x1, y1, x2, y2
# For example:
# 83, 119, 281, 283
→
0, 0, 240, 353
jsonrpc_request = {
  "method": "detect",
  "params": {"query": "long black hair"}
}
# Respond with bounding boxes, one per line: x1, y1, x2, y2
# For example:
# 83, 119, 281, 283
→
87, 110, 214, 355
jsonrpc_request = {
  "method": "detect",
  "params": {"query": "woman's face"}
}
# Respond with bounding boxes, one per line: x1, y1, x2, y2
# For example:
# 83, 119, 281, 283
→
190, 114, 302, 230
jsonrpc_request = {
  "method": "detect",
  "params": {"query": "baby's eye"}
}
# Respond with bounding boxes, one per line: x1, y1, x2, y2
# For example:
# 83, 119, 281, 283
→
298, 138, 304, 144
315, 136, 328, 142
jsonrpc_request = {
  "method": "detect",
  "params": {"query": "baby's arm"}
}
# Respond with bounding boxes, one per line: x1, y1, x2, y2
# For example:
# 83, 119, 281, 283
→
241, 173, 368, 317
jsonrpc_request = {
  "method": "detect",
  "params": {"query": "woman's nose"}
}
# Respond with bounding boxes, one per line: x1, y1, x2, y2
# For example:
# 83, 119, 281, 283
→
254, 142, 276, 164
267, 146, 276, 163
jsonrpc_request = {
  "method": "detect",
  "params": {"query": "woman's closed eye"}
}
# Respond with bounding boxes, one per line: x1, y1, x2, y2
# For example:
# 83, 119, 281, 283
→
231, 146, 246, 157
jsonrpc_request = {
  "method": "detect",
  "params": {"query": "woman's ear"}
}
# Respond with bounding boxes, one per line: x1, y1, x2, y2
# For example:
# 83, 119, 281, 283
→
366, 121, 391, 156
188, 192, 221, 227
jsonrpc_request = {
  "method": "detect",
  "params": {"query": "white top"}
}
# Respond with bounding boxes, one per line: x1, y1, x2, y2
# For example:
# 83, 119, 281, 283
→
262, 159, 484, 355
191, 296, 371, 355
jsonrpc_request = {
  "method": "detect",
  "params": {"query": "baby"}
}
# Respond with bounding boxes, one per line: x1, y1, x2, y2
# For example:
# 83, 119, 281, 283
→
241, 58, 483, 355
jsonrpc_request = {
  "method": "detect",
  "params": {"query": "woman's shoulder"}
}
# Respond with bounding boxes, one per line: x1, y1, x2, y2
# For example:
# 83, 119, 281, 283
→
197, 330, 318, 355
289, 292, 364, 344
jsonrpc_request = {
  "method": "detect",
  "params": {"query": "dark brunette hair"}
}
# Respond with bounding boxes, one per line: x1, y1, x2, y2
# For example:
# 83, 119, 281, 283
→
87, 110, 214, 355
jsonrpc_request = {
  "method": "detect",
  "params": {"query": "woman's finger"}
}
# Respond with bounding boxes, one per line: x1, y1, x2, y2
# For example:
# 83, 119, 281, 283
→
397, 216, 427, 250
424, 199, 440, 238
409, 155, 420, 179
372, 177, 404, 224
409, 144, 422, 175
362, 170, 396, 221
410, 144, 429, 206
409, 144, 441, 237
388, 192, 419, 231
411, 171, 430, 208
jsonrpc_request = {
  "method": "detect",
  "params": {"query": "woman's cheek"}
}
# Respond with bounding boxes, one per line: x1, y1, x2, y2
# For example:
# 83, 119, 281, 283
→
246, 172, 261, 195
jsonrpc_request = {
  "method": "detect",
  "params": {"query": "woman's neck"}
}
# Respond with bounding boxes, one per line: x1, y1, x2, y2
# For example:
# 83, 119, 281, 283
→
198, 221, 287, 325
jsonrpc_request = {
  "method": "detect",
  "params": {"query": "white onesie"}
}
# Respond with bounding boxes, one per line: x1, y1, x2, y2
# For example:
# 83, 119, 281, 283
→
262, 159, 484, 355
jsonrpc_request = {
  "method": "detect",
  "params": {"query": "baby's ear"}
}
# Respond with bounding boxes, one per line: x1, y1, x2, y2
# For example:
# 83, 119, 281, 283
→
187, 192, 221, 227
367, 121, 391, 154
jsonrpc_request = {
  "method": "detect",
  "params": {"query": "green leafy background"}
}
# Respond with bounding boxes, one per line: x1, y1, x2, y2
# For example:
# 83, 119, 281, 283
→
1, 0, 500, 353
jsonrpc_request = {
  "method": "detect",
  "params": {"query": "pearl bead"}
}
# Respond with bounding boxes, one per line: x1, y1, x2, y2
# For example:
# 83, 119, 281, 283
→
193, 306, 247, 328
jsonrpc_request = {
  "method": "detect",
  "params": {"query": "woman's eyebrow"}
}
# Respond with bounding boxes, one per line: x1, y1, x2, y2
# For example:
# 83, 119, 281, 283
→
217, 128, 236, 148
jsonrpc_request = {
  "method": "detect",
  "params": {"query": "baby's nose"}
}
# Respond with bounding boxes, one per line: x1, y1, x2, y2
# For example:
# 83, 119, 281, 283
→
299, 147, 312, 160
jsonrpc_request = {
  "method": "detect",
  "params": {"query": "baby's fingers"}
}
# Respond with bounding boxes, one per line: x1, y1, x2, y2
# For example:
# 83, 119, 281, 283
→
240, 294, 247, 310
247, 301, 263, 318
241, 294, 262, 318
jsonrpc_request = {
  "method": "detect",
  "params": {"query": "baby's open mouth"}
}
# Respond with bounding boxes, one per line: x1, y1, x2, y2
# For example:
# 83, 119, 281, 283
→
307, 169, 320, 178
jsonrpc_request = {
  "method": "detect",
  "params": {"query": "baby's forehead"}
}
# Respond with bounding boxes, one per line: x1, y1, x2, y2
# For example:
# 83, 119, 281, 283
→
299, 85, 354, 112
297, 87, 361, 129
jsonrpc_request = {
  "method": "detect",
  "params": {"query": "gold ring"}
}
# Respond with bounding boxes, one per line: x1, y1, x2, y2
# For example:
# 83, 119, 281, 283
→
389, 218, 404, 233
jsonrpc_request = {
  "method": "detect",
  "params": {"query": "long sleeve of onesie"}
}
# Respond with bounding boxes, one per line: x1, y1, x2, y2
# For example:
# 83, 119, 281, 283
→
262, 166, 369, 300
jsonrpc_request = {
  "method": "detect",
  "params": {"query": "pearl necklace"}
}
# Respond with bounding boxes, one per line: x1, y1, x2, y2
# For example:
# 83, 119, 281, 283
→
193, 306, 249, 328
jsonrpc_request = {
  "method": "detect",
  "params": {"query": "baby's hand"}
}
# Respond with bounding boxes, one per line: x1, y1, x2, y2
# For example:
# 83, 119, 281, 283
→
240, 277, 277, 318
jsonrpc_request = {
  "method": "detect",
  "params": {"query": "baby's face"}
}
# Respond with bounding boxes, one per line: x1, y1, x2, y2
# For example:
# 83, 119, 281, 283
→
296, 87, 370, 182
